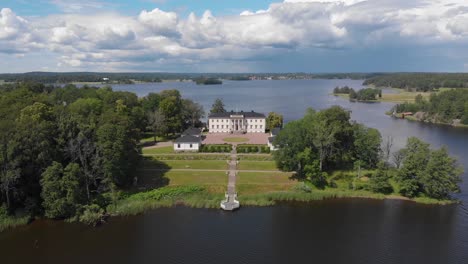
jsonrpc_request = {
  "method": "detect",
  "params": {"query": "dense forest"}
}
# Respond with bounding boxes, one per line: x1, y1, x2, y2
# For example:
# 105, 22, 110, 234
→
273, 107, 462, 199
364, 73, 468, 91
392, 89, 468, 125
0, 82, 204, 225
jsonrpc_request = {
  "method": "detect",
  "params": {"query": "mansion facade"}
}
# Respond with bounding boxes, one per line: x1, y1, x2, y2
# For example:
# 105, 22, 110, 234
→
208, 111, 266, 133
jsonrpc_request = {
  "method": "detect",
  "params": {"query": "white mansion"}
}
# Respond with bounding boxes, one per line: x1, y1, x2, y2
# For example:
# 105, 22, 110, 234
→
208, 110, 266, 133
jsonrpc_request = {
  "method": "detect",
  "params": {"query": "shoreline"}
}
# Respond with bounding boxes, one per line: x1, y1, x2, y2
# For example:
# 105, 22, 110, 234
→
0, 189, 456, 232
390, 113, 468, 128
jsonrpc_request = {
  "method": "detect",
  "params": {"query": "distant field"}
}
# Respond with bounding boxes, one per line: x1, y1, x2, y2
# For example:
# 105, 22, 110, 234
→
380, 89, 432, 103
334, 89, 432, 103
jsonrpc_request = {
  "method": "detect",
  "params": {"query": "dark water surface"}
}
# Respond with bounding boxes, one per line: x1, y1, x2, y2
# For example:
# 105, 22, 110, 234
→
1, 80, 467, 263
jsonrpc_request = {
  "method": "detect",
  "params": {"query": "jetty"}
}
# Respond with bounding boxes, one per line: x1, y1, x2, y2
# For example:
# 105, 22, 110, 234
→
221, 146, 240, 211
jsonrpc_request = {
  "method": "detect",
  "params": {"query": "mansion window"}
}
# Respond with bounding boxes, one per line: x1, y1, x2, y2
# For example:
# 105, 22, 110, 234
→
177, 144, 181, 148
190, 144, 193, 148
217, 125, 219, 128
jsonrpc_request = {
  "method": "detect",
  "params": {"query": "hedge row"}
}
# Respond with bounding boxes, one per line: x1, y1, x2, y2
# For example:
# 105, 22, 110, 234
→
237, 145, 270, 153
200, 144, 232, 153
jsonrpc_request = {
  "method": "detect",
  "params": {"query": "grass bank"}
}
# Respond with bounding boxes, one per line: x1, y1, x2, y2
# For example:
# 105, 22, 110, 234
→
0, 215, 30, 232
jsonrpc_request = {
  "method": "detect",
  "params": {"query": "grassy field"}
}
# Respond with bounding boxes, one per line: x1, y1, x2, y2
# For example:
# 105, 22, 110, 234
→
238, 160, 278, 171
379, 89, 432, 103
142, 146, 174, 154
237, 171, 296, 194
223, 137, 249, 142
142, 159, 229, 170
165, 171, 227, 186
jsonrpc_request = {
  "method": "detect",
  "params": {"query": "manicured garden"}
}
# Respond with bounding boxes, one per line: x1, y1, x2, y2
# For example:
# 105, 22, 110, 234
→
237, 144, 270, 153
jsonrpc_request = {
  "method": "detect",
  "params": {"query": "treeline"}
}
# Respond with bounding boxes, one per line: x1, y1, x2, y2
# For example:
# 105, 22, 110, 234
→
392, 89, 468, 125
0, 82, 204, 225
364, 73, 468, 91
272, 106, 462, 199
333, 86, 353, 94
0, 72, 385, 84
0, 72, 164, 84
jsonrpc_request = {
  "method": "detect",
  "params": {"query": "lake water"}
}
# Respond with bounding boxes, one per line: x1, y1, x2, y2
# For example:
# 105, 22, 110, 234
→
1, 80, 467, 264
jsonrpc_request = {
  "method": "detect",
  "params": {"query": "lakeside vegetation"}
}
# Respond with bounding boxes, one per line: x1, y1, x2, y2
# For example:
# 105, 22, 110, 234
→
391, 89, 468, 126
271, 106, 462, 203
0, 82, 206, 230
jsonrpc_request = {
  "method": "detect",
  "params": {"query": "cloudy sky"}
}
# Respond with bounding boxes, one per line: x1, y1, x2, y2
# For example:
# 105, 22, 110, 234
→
1, 0, 468, 73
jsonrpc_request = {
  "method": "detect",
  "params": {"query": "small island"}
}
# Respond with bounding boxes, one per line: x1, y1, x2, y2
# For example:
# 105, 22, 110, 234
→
193, 78, 223, 85
333, 86, 382, 102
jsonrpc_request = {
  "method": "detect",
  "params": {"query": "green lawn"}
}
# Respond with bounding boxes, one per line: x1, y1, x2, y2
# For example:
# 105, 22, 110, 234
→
238, 160, 278, 171
143, 160, 229, 170
165, 171, 227, 186
237, 171, 296, 194
142, 146, 174, 154
223, 137, 249, 143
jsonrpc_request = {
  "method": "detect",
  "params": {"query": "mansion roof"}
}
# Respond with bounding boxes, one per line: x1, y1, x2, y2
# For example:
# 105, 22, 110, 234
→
208, 110, 265, 119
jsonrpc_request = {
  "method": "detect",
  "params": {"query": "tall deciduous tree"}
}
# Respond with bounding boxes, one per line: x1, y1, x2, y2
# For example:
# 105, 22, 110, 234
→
147, 109, 167, 142
352, 123, 382, 169
266, 112, 284, 131
420, 147, 462, 199
41, 162, 84, 219
397, 137, 430, 197
182, 99, 205, 128
210, 98, 226, 114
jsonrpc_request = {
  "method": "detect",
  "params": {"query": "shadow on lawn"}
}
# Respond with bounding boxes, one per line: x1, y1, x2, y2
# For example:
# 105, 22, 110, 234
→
133, 157, 172, 191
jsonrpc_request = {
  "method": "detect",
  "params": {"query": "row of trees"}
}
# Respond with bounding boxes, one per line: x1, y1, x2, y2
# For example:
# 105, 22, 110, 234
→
0, 83, 205, 222
392, 89, 468, 125
363, 73, 468, 91
272, 106, 462, 200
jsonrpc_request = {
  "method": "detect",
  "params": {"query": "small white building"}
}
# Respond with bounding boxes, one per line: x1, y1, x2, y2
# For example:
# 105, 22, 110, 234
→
174, 135, 201, 152
268, 127, 281, 151
208, 110, 266, 133
173, 127, 202, 152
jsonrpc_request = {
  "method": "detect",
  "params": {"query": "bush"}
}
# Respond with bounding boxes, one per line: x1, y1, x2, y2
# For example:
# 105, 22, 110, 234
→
79, 204, 105, 227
